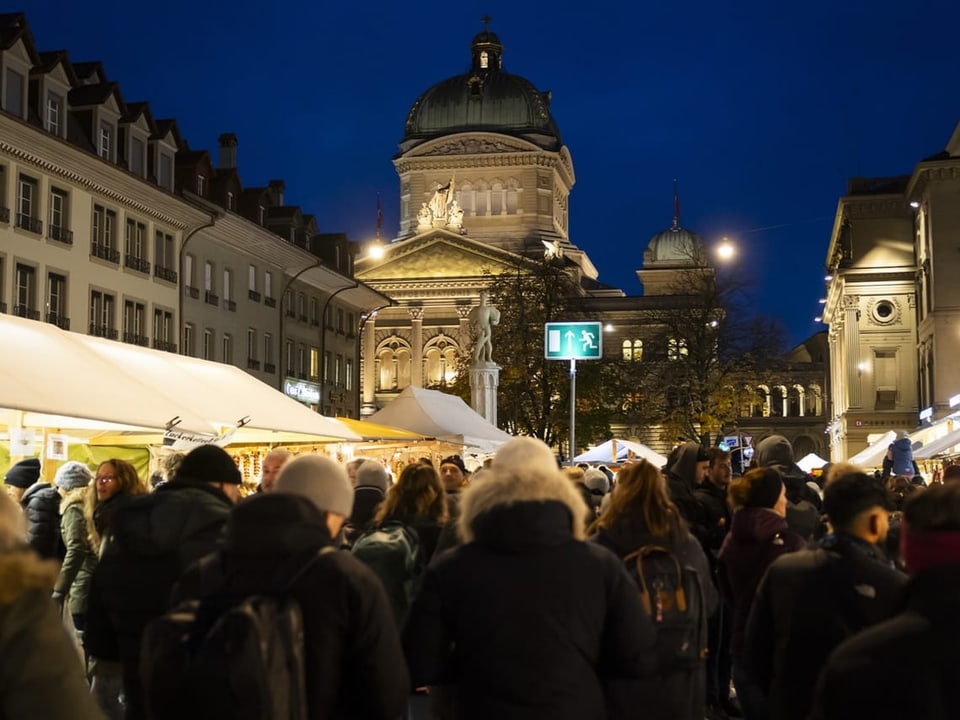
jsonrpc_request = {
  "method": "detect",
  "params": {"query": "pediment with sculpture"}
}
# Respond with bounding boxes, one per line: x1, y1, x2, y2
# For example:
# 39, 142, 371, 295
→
408, 133, 539, 157
356, 232, 523, 282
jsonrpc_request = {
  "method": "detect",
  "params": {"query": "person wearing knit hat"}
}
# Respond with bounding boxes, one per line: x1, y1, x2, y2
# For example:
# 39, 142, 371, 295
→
343, 460, 390, 547
4, 457, 42, 500
440, 454, 469, 519
718, 466, 805, 719
171, 453, 409, 719
274, 455, 354, 522
812, 482, 960, 719
54, 461, 93, 492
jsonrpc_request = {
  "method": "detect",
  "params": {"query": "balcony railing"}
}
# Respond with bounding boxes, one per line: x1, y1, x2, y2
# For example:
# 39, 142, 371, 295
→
91, 242, 120, 264
45, 313, 70, 330
185, 285, 200, 299
264, 362, 276, 374
13, 305, 40, 320
124, 255, 151, 274
248, 290, 262, 302
204, 291, 219, 306
122, 332, 149, 347
247, 358, 261, 370
154, 265, 178, 283
224, 299, 237, 312
153, 339, 178, 353
15, 213, 42, 234
264, 296, 276, 308
48, 225, 73, 245
89, 323, 118, 340
0, 206, 9, 223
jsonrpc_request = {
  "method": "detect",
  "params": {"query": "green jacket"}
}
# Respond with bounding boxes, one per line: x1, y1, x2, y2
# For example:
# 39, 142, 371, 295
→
54, 489, 97, 616
0, 550, 105, 720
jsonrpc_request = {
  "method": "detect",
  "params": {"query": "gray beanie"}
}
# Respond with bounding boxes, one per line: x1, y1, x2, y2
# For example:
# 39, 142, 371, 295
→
54, 461, 93, 491
274, 455, 354, 518
355, 460, 389, 492
584, 468, 609, 494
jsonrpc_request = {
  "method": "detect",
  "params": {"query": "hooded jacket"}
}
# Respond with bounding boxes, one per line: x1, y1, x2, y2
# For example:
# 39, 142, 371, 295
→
20, 482, 62, 560
888, 437, 915, 477
718, 507, 805, 658
404, 462, 657, 720
666, 441, 709, 536
54, 487, 97, 616
173, 494, 409, 720
755, 435, 822, 538
0, 550, 105, 720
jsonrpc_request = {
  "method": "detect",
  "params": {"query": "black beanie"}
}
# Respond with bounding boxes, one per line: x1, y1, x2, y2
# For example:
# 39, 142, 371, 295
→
743, 467, 784, 509
5, 457, 41, 489
175, 445, 241, 485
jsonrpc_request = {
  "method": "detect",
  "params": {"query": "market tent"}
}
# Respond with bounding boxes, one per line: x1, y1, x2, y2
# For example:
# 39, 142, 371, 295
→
336, 417, 427, 442
914, 427, 960, 460
0, 313, 212, 435
797, 452, 829, 473
847, 431, 897, 468
368, 386, 512, 453
66, 332, 359, 442
574, 439, 667, 467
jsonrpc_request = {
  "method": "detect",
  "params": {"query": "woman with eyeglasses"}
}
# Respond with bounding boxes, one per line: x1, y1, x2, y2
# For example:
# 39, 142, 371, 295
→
590, 458, 718, 720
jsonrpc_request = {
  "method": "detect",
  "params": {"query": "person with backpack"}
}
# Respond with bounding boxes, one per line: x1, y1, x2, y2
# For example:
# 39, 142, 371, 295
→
352, 461, 448, 628
342, 460, 390, 548
403, 437, 657, 720
718, 467, 805, 720
160, 454, 408, 720
741, 470, 906, 720
85, 445, 239, 719
591, 458, 718, 720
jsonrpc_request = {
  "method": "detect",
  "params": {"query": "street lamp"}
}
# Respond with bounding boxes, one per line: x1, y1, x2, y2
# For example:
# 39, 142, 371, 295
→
715, 236, 736, 263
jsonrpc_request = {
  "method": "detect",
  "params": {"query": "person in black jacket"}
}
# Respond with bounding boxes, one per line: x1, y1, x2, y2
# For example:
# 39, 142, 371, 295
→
404, 437, 657, 720
755, 435, 821, 540
4, 457, 62, 560
85, 445, 239, 719
173, 455, 409, 720
742, 470, 907, 720
811, 481, 960, 719
665, 441, 710, 542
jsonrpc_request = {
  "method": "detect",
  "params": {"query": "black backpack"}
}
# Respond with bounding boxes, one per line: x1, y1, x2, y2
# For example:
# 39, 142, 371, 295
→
623, 544, 708, 672
141, 547, 334, 720
350, 520, 423, 628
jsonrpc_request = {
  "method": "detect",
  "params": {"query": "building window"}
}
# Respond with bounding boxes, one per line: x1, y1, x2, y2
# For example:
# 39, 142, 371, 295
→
4, 68, 24, 117
285, 339, 294, 373
99, 122, 113, 160
154, 231, 176, 280
16, 174, 39, 233
122, 300, 146, 344
336, 309, 345, 334
46, 272, 66, 327
316, 348, 325, 382
264, 333, 274, 367
45, 92, 62, 135
202, 328, 213, 360
204, 261, 214, 291
667, 338, 688, 361
130, 136, 145, 177
335, 355, 343, 386
222, 333, 233, 364
14, 263, 35, 318
223, 268, 233, 301
93, 205, 117, 256
159, 152, 173, 191
297, 293, 307, 321
153, 308, 174, 349
248, 264, 257, 292
299, 343, 308, 378
89, 290, 116, 338
184, 324, 195, 357
310, 297, 319, 325
345, 358, 353, 391
125, 219, 147, 260
48, 187, 70, 243
247, 328, 257, 362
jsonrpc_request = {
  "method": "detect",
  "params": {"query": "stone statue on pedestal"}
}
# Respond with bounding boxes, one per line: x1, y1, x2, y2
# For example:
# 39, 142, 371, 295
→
469, 291, 500, 366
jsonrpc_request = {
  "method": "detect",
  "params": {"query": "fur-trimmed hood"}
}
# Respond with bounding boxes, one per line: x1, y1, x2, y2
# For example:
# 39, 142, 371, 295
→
458, 437, 588, 543
0, 550, 59, 604
60, 486, 86, 513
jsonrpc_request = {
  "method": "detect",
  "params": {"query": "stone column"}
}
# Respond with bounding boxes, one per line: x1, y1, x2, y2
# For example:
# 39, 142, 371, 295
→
409, 306, 424, 388
470, 364, 500, 426
843, 295, 862, 409
360, 313, 377, 417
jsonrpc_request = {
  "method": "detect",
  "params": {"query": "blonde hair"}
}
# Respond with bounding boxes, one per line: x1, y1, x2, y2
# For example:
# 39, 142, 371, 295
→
0, 492, 26, 552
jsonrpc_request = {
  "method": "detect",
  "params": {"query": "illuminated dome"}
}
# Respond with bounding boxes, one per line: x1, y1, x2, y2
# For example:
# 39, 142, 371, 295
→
644, 220, 705, 267
400, 30, 561, 153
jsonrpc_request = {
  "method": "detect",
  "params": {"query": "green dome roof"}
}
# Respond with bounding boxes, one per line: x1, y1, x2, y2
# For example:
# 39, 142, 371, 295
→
401, 31, 562, 152
645, 225, 705, 266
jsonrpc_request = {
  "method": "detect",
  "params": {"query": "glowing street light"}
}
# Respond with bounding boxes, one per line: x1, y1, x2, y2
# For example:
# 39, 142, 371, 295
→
715, 236, 736, 262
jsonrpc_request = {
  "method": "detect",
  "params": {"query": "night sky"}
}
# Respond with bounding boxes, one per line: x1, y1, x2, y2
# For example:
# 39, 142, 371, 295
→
19, 0, 960, 346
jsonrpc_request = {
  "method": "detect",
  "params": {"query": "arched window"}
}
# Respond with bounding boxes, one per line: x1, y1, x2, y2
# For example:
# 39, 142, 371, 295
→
756, 385, 771, 417
490, 180, 504, 216
506, 178, 520, 214
789, 384, 805, 417
667, 337, 688, 361
622, 339, 632, 361
459, 182, 474, 216
770, 385, 787, 417
475, 181, 488, 216
806, 384, 823, 416
424, 335, 459, 386
377, 337, 412, 391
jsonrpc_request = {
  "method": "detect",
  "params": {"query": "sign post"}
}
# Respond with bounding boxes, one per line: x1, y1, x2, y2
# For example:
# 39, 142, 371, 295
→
544, 321, 603, 462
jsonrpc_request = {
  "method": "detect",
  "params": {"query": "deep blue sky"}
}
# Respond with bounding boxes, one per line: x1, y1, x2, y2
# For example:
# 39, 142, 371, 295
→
19, 0, 960, 346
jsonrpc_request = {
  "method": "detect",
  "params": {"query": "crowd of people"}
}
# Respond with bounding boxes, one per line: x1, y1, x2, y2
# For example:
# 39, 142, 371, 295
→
1, 431, 958, 720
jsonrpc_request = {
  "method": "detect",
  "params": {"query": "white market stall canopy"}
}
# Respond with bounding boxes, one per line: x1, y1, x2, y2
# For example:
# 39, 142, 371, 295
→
368, 386, 513, 453
914, 427, 960, 460
847, 430, 897, 468
574, 439, 667, 468
0, 313, 359, 443
796, 452, 829, 473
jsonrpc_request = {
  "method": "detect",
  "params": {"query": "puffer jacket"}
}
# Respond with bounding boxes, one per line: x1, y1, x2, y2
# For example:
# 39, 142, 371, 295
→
54, 488, 97, 616
20, 482, 62, 560
0, 548, 105, 719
